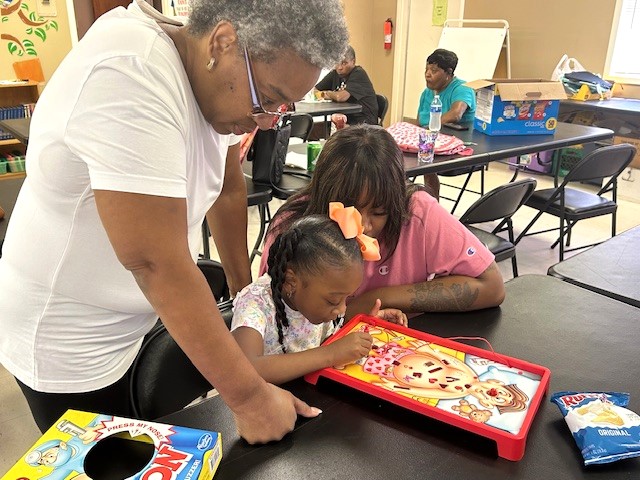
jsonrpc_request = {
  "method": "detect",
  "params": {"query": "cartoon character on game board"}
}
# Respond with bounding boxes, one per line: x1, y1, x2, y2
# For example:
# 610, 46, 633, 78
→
24, 420, 100, 479
452, 399, 493, 423
363, 340, 529, 413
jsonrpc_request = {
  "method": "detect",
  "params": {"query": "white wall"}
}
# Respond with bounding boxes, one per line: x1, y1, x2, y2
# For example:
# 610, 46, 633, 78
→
391, 0, 464, 122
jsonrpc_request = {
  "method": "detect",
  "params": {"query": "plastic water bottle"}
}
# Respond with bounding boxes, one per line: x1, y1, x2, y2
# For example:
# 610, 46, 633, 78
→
429, 94, 442, 132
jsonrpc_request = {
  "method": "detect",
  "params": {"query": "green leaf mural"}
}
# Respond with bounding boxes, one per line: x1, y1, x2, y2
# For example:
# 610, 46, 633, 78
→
1, 0, 60, 57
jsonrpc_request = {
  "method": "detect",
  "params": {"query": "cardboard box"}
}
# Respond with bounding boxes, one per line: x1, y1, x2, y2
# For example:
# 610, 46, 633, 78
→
613, 135, 640, 169
3, 409, 222, 479
466, 79, 567, 136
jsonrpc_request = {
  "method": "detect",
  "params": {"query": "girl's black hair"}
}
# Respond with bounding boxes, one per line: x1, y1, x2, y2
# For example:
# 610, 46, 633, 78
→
268, 124, 428, 261
266, 214, 362, 352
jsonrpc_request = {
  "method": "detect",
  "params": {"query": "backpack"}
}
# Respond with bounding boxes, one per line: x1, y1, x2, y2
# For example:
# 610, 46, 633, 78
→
247, 115, 292, 185
386, 122, 473, 156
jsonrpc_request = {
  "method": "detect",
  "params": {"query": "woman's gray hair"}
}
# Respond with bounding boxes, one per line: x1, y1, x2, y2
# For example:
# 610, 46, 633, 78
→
188, 0, 349, 68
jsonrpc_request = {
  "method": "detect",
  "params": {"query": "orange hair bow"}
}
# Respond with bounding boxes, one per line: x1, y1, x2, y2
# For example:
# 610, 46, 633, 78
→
329, 202, 381, 261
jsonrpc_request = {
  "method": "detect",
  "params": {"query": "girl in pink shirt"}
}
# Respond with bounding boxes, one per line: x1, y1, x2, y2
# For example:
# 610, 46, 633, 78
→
260, 125, 504, 317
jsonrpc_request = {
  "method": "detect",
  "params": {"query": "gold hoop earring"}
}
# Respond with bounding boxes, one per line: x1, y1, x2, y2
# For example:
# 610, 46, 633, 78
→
206, 57, 216, 71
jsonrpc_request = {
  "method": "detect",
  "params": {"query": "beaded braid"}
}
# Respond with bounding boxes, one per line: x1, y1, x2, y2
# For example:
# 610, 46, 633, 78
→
267, 227, 303, 353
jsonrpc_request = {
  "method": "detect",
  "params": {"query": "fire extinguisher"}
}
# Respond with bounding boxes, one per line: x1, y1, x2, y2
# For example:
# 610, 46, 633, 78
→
384, 18, 393, 50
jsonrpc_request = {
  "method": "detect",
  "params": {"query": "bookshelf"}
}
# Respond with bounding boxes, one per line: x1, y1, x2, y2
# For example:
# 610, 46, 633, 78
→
0, 80, 38, 180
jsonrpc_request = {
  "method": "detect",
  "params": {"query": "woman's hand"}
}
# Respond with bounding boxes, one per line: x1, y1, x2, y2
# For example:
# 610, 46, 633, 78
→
233, 383, 321, 444
368, 298, 408, 327
327, 331, 372, 367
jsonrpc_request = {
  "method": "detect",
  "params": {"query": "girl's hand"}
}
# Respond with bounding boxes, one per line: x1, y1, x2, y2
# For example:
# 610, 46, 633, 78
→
368, 298, 408, 327
328, 331, 373, 367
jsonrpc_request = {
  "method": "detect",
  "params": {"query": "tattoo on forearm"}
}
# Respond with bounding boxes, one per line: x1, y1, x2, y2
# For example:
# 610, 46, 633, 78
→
408, 280, 479, 312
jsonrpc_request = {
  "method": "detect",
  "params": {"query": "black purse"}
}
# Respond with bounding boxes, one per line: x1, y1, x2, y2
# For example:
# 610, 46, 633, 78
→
248, 116, 291, 185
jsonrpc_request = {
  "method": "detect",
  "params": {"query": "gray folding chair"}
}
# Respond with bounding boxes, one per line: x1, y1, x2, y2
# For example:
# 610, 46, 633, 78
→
459, 178, 537, 278
515, 143, 636, 261
129, 259, 232, 419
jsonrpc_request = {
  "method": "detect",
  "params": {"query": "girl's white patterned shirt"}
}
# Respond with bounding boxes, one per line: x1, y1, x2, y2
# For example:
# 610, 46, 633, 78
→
231, 274, 337, 355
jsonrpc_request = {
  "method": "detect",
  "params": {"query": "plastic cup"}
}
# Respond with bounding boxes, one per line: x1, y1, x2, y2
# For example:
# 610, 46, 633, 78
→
418, 130, 438, 163
307, 142, 322, 171
331, 113, 347, 130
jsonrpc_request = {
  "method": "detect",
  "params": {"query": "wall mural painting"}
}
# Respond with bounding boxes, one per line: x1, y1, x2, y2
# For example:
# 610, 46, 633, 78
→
1, 0, 59, 56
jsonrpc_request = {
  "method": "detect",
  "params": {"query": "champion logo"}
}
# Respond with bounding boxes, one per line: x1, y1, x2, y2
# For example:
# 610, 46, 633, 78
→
466, 247, 476, 256
378, 265, 389, 276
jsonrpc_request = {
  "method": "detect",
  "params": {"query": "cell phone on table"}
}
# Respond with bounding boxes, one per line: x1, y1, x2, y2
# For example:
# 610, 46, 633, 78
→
443, 122, 469, 131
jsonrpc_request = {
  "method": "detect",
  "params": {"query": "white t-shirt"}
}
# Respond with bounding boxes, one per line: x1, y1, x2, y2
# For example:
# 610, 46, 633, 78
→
0, 2, 239, 392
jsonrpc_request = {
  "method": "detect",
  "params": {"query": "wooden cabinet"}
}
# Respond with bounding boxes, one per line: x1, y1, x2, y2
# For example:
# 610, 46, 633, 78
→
0, 81, 38, 180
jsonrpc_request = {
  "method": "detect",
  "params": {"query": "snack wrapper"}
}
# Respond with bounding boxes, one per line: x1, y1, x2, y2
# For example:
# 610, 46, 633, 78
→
551, 391, 640, 465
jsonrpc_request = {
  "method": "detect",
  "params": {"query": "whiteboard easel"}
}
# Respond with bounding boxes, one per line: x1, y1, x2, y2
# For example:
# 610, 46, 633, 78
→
438, 19, 511, 81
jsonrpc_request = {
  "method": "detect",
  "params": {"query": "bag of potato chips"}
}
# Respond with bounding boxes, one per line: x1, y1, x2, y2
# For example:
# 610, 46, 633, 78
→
551, 391, 640, 465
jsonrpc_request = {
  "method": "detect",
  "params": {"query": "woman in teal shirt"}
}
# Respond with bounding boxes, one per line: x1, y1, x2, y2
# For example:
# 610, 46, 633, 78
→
418, 49, 476, 126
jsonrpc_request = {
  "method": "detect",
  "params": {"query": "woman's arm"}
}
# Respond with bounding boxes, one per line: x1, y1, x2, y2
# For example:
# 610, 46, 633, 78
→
94, 189, 317, 442
346, 262, 505, 317
232, 326, 372, 384
441, 100, 469, 124
321, 89, 351, 102
206, 143, 252, 296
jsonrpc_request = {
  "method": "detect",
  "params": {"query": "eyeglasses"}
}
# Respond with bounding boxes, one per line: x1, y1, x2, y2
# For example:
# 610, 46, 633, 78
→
243, 47, 286, 129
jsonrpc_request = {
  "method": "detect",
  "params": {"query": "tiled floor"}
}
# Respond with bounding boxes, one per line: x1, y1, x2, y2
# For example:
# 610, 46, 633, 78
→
1, 162, 639, 473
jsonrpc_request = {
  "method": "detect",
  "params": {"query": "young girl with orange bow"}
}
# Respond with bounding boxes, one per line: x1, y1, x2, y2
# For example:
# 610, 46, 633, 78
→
231, 203, 408, 384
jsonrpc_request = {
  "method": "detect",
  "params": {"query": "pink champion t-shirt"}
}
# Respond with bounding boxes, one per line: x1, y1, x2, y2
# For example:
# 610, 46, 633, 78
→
260, 191, 494, 301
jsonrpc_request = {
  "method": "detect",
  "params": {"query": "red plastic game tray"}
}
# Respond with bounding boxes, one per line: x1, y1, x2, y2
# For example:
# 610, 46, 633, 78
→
305, 314, 551, 461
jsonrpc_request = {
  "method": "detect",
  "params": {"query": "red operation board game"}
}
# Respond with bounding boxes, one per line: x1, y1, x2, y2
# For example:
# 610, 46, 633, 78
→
305, 315, 551, 461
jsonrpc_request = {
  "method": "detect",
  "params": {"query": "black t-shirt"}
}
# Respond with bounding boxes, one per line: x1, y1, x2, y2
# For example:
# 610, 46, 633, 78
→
315, 66, 378, 125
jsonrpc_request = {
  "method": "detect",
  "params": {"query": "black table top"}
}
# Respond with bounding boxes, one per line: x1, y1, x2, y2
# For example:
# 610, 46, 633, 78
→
403, 122, 614, 175
160, 275, 640, 479
548, 225, 640, 308
287, 122, 614, 177
0, 176, 24, 247
294, 100, 363, 117
0, 117, 30, 145
561, 97, 640, 115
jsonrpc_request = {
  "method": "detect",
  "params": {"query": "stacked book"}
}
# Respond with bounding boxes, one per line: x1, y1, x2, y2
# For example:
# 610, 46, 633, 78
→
0, 103, 35, 141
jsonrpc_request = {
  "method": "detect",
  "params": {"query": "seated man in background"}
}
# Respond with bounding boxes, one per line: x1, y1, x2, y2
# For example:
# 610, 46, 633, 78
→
315, 45, 378, 126
418, 48, 476, 126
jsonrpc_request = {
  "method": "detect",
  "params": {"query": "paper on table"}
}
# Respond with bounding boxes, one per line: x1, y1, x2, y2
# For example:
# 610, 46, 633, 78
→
285, 151, 308, 170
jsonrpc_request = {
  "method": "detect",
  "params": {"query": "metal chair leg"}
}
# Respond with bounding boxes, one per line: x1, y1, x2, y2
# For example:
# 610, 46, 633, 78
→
449, 172, 473, 214
515, 209, 547, 244
249, 204, 268, 265
559, 215, 566, 261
